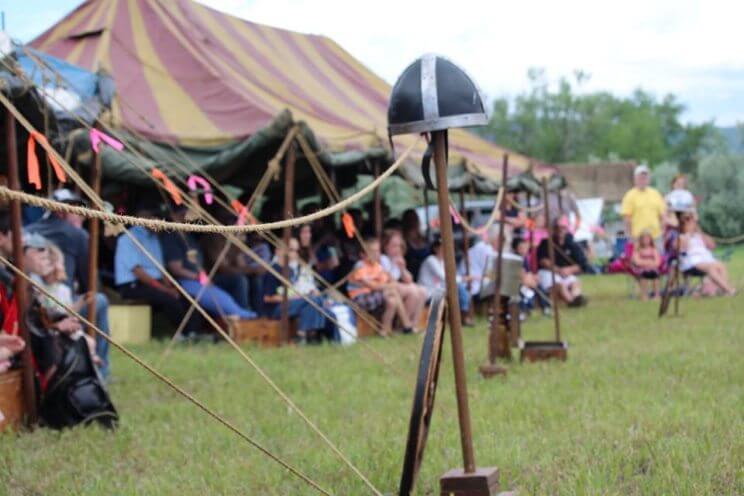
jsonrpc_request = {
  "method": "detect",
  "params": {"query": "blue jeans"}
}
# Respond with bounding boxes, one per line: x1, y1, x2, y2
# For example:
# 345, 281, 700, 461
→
213, 273, 249, 309
457, 283, 471, 312
77, 292, 110, 379
178, 279, 257, 320
271, 295, 328, 332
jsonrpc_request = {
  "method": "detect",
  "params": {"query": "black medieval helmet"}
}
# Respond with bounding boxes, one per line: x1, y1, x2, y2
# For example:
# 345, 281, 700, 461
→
387, 54, 488, 136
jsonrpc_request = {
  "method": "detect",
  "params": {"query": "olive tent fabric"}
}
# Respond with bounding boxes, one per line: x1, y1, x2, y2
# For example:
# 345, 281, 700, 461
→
32, 0, 552, 183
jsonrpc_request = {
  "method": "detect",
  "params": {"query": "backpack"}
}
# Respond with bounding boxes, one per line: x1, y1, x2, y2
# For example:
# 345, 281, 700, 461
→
26, 298, 118, 430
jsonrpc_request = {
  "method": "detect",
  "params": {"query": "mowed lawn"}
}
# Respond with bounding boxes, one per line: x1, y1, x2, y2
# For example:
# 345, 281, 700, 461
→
2, 253, 743, 495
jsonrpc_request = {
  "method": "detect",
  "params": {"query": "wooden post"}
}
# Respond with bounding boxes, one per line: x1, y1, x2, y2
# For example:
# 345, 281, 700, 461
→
542, 178, 561, 342
526, 191, 534, 271
488, 156, 510, 362
85, 153, 102, 334
373, 161, 382, 238
281, 143, 296, 340
6, 111, 37, 426
431, 131, 476, 473
423, 187, 431, 242
459, 188, 473, 321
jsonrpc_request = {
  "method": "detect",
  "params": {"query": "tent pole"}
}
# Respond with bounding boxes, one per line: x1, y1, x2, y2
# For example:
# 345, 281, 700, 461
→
6, 111, 38, 426
281, 143, 296, 341
85, 152, 102, 335
432, 130, 476, 473
373, 161, 382, 238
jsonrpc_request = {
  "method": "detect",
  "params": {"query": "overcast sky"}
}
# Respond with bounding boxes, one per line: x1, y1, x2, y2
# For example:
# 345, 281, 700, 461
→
4, 0, 742, 126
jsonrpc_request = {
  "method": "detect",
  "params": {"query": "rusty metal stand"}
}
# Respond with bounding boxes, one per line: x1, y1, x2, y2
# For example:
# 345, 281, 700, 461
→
519, 178, 568, 363
432, 131, 500, 495
480, 156, 510, 379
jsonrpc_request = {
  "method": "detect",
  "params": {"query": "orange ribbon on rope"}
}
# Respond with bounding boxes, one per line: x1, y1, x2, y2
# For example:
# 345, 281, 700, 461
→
27, 131, 66, 190
151, 168, 183, 205
341, 212, 356, 239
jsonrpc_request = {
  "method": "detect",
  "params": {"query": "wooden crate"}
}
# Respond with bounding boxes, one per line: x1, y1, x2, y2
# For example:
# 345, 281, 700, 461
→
109, 304, 152, 345
0, 370, 24, 432
225, 318, 283, 347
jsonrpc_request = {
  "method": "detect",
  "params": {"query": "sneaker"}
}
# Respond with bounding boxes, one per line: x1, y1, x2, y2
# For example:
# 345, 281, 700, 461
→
542, 307, 553, 317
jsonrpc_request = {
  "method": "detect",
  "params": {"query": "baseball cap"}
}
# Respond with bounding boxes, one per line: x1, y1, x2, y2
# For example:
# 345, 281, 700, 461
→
22, 232, 48, 250
634, 164, 650, 176
51, 188, 85, 206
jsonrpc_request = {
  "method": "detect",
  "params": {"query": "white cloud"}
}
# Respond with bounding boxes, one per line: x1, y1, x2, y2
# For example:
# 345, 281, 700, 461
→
202, 0, 744, 125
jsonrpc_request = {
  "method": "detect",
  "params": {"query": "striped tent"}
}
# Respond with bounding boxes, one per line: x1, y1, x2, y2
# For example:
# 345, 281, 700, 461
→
32, 0, 548, 182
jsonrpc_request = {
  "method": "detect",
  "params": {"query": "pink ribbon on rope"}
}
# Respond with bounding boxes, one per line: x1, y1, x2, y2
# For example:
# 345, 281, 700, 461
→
187, 175, 213, 204
90, 128, 124, 154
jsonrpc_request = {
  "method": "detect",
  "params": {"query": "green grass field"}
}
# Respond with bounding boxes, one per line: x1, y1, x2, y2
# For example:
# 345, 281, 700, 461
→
2, 254, 743, 495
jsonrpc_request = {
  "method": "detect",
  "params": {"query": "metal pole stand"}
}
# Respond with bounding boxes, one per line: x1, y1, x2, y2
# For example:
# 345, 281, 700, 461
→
431, 131, 501, 495
519, 178, 568, 363
480, 156, 510, 379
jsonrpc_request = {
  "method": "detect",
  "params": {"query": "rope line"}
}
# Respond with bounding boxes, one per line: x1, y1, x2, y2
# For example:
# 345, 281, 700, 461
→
1, 79, 396, 369
450, 186, 505, 236
507, 196, 544, 213
0, 89, 384, 494
0, 255, 332, 496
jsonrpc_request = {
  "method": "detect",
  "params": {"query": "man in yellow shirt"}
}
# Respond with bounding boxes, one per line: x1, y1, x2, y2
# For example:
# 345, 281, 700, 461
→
621, 164, 667, 239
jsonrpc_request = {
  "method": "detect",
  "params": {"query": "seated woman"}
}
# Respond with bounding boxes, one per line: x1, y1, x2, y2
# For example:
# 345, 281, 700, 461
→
401, 209, 429, 279
380, 230, 427, 332
261, 238, 335, 342
679, 214, 736, 296
40, 243, 102, 368
347, 236, 399, 337
161, 206, 256, 320
417, 237, 473, 325
631, 230, 661, 300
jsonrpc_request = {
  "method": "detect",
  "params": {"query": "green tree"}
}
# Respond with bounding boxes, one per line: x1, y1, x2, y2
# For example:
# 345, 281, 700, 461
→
481, 69, 717, 169
695, 153, 744, 238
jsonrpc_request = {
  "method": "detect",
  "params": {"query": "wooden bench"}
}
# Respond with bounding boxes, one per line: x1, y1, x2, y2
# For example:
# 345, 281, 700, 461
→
109, 304, 152, 345
0, 370, 24, 432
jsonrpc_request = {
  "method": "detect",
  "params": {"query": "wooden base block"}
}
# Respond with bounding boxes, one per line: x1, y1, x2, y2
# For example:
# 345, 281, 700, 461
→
479, 362, 508, 378
225, 318, 283, 347
0, 370, 24, 432
440, 467, 501, 496
519, 341, 568, 362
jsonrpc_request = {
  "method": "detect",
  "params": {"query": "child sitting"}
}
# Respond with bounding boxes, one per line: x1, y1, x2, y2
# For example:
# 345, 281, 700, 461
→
631, 230, 661, 300
347, 236, 399, 336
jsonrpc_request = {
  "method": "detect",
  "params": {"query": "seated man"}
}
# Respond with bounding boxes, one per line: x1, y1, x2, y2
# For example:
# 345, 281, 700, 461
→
26, 189, 112, 377
160, 205, 256, 320
418, 236, 472, 324
512, 237, 550, 315
537, 217, 587, 307
115, 214, 204, 338
261, 239, 335, 342
347, 236, 399, 336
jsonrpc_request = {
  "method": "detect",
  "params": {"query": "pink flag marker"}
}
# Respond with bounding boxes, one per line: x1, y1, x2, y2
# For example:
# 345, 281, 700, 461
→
187, 175, 214, 204
90, 128, 124, 154
449, 204, 461, 224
